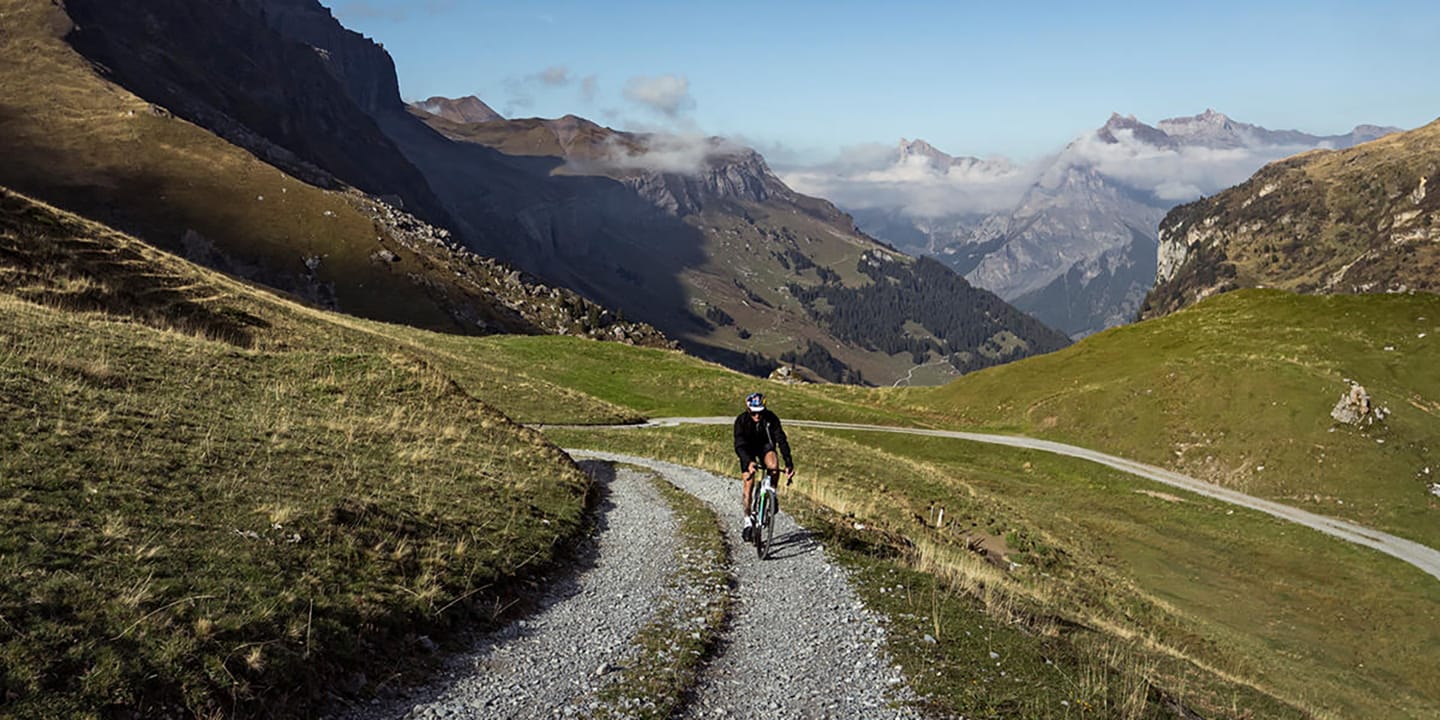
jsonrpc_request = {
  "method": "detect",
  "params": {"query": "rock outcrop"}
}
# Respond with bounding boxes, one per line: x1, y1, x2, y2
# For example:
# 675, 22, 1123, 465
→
1330, 384, 1376, 425
412, 96, 504, 124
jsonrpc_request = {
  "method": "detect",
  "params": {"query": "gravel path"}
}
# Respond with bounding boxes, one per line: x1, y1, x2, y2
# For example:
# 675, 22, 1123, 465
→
340, 454, 923, 719
340, 463, 677, 719
577, 452, 923, 720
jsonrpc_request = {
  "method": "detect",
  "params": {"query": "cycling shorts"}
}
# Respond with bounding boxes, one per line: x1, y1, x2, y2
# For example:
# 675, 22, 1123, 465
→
739, 445, 778, 474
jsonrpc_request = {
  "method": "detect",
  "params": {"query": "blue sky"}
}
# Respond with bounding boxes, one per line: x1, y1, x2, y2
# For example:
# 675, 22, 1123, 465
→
332, 1, 1439, 164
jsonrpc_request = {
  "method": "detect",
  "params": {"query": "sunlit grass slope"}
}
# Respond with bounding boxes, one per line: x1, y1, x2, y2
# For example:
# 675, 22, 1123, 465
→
411, 332, 908, 425
546, 423, 1440, 719
907, 289, 1440, 547
0, 189, 590, 718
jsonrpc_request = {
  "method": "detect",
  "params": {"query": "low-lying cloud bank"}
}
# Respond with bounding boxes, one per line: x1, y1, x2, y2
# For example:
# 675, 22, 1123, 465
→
1058, 127, 1321, 202
778, 123, 1340, 220
782, 147, 1038, 218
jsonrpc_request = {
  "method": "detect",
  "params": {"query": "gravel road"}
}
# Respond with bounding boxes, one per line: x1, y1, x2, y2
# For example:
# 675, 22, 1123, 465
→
577, 452, 922, 720
341, 463, 678, 719
342, 455, 923, 719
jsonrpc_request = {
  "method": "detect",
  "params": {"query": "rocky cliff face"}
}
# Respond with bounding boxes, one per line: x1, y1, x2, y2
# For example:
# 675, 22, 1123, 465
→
619, 148, 791, 216
966, 164, 1166, 301
241, 0, 403, 115
64, 0, 448, 224
47, 0, 668, 347
1142, 118, 1440, 319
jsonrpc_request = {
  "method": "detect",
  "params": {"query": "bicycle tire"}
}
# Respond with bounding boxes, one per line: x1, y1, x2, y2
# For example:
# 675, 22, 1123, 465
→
762, 490, 775, 559
754, 489, 766, 559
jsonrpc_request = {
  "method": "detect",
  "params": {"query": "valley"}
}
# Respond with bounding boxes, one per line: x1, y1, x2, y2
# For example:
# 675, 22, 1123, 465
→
1, 0, 1438, 718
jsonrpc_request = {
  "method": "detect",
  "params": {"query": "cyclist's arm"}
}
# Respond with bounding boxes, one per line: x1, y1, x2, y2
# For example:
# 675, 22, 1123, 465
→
771, 413, 795, 471
734, 416, 756, 472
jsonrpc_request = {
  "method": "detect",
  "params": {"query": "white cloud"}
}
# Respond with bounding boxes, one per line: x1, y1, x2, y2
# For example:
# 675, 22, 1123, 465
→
587, 132, 745, 175
537, 66, 571, 86
622, 74, 695, 118
1058, 128, 1316, 202
781, 122, 1331, 221
780, 146, 1038, 218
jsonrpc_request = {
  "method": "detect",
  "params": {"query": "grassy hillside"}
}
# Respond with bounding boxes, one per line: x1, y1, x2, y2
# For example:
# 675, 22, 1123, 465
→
0, 190, 593, 717
546, 423, 1440, 719
7, 168, 1439, 718
907, 289, 1440, 548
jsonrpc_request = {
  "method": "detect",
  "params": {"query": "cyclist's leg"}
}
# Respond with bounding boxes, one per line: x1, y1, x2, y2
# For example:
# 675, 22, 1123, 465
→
740, 458, 754, 516
762, 449, 780, 485
762, 449, 780, 512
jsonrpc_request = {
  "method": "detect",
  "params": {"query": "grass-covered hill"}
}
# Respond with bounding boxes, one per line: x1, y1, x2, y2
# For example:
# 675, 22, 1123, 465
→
0, 188, 600, 717
1143, 117, 1440, 319
910, 289, 1440, 549
539, 290, 1440, 719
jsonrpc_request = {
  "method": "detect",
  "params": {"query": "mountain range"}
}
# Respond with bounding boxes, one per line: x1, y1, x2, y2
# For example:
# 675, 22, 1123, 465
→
8, 0, 1068, 386
793, 111, 1401, 338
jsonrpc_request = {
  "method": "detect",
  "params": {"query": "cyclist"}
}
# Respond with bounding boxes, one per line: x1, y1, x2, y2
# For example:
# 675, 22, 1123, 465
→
734, 392, 795, 541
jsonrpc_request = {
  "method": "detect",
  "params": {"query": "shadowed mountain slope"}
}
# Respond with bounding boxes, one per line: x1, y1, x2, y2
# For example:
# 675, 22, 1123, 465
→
0, 0, 667, 346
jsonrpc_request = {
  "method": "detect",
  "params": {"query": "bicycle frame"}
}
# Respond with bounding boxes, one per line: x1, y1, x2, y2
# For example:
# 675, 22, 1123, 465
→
749, 467, 779, 558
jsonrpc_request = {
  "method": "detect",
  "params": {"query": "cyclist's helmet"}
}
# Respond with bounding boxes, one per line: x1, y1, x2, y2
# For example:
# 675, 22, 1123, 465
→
745, 392, 766, 413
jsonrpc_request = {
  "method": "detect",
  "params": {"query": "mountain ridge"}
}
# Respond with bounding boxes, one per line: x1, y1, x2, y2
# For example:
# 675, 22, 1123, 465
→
0, 0, 669, 348
821, 111, 1403, 338
1142, 116, 1440, 318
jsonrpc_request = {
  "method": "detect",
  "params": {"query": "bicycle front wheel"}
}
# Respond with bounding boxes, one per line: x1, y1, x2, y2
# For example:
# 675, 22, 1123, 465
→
754, 492, 766, 559
762, 497, 775, 559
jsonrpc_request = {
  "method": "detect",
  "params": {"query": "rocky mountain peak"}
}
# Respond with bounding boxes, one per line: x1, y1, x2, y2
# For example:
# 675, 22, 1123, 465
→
1097, 113, 1177, 149
413, 95, 502, 124
1156, 109, 1253, 148
898, 138, 951, 164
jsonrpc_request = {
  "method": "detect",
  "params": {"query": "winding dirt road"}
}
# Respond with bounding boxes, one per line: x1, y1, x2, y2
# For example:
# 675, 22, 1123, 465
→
633, 417, 1440, 582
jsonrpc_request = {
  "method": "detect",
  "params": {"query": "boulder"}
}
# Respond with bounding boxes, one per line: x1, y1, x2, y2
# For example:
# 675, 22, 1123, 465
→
1331, 383, 1387, 425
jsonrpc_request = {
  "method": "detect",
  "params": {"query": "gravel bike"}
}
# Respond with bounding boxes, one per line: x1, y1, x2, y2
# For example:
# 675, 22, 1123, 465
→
749, 466, 779, 559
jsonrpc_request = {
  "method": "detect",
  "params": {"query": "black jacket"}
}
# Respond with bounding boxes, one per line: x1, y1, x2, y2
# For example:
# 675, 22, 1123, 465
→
734, 409, 793, 470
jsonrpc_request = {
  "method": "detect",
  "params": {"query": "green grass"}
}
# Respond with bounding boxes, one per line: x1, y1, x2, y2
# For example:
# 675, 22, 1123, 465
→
0, 192, 593, 717
546, 423, 1440, 719
906, 289, 1440, 548
401, 332, 912, 426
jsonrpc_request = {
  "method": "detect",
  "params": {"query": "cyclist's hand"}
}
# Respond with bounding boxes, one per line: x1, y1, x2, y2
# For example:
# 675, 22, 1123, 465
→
784, 467, 796, 485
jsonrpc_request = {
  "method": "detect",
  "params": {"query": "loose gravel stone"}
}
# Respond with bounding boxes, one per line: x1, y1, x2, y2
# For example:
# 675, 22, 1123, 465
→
579, 452, 922, 720
337, 453, 923, 719
339, 465, 676, 719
